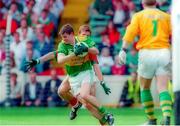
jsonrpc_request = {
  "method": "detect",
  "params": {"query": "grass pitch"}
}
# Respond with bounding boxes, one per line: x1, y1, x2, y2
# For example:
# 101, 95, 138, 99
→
0, 107, 174, 125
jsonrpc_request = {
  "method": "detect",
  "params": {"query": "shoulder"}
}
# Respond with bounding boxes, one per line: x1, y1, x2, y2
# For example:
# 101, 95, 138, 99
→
58, 41, 66, 49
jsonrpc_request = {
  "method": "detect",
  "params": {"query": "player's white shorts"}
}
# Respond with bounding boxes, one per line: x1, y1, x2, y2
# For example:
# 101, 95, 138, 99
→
138, 48, 171, 79
69, 69, 97, 95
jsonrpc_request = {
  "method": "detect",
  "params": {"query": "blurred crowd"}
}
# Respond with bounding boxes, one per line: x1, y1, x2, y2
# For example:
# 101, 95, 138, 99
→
0, 0, 172, 107
0, 0, 64, 74
89, 0, 171, 75
0, 69, 68, 107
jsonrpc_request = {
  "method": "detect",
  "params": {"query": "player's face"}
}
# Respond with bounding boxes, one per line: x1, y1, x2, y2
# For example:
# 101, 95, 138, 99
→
61, 33, 74, 43
80, 29, 91, 36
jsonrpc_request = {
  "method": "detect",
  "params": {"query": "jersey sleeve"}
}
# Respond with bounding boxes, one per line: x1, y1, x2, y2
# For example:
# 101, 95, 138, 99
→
57, 42, 68, 55
123, 13, 140, 43
85, 37, 96, 48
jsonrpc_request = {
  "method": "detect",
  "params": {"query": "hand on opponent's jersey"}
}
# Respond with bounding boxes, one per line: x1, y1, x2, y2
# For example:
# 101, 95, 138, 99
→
74, 42, 88, 56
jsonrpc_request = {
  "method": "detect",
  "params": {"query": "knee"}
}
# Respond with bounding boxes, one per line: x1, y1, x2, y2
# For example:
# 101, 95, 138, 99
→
57, 86, 66, 97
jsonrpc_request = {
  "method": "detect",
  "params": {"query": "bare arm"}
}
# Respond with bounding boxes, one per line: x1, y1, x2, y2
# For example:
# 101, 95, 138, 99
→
88, 47, 99, 55
39, 51, 56, 63
93, 64, 103, 81
57, 53, 75, 65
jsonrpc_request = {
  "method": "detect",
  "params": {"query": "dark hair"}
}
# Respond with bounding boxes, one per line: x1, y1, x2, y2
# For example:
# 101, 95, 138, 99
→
59, 24, 74, 35
142, 0, 156, 6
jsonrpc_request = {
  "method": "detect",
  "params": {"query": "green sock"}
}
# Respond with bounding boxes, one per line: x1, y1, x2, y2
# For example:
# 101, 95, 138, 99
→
98, 106, 106, 114
159, 91, 172, 117
100, 114, 107, 124
141, 89, 156, 120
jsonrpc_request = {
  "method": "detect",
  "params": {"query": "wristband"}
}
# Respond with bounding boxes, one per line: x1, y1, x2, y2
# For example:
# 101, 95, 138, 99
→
36, 59, 40, 64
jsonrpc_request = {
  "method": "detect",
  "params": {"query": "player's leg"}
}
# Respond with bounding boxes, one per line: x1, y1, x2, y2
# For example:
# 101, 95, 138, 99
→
77, 89, 113, 125
88, 82, 109, 125
155, 49, 172, 125
80, 82, 114, 125
57, 76, 81, 120
57, 76, 72, 101
138, 50, 157, 124
139, 77, 157, 124
156, 75, 172, 125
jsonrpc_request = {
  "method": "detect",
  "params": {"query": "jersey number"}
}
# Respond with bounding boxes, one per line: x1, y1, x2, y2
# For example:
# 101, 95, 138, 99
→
152, 20, 158, 36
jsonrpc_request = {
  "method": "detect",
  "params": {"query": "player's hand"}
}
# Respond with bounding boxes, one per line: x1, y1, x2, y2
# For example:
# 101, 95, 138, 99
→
100, 81, 111, 95
74, 42, 88, 56
25, 59, 40, 72
118, 48, 127, 65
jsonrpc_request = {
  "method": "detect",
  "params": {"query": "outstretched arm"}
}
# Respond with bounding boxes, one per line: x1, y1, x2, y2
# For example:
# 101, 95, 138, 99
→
39, 51, 56, 63
88, 47, 99, 55
26, 51, 57, 71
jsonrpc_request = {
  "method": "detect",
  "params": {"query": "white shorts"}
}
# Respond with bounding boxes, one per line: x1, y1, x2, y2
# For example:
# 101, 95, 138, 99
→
69, 69, 97, 95
138, 49, 171, 79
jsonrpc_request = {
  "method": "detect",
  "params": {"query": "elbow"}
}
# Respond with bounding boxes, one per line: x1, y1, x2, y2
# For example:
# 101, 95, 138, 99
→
94, 49, 99, 55
88, 48, 99, 55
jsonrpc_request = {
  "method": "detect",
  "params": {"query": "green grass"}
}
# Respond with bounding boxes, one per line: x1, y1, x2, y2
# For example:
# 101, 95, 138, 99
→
0, 107, 174, 125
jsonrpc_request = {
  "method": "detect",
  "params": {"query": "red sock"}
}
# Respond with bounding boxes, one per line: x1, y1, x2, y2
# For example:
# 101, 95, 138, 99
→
69, 97, 78, 107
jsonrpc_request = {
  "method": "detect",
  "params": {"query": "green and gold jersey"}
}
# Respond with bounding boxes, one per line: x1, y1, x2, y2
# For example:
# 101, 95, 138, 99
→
57, 36, 95, 77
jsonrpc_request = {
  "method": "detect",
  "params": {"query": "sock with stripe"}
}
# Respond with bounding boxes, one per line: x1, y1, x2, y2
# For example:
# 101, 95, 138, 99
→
159, 91, 172, 117
141, 89, 156, 120
98, 106, 106, 114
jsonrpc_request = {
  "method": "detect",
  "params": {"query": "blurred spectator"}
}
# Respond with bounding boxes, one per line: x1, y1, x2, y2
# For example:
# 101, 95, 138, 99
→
126, 45, 138, 74
16, 18, 34, 42
92, 0, 114, 16
23, 0, 35, 14
9, 2, 21, 22
99, 47, 114, 75
20, 41, 42, 73
47, 0, 64, 27
30, 12, 39, 28
111, 55, 126, 75
33, 0, 48, 15
48, 0, 64, 18
43, 69, 67, 107
9, 72, 22, 106
23, 0, 35, 26
34, 32, 53, 70
102, 20, 120, 46
10, 32, 26, 69
24, 72, 42, 107
39, 9, 55, 37
119, 72, 140, 107
112, 0, 126, 27
0, 12, 18, 34
98, 34, 114, 56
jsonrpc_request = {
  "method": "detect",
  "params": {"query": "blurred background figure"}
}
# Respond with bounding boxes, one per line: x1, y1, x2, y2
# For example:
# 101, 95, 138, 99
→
119, 72, 140, 107
9, 72, 22, 107
99, 47, 114, 75
43, 69, 67, 107
92, 0, 114, 16
111, 55, 126, 75
24, 71, 42, 107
